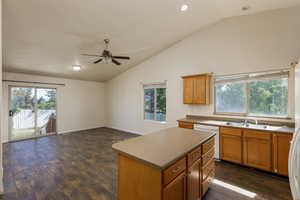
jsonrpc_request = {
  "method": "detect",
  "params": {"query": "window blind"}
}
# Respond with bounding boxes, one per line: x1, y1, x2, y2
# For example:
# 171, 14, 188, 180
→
214, 69, 289, 85
143, 82, 166, 89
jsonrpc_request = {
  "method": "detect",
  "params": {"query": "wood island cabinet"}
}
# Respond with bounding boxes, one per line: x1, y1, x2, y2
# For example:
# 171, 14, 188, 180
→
182, 74, 212, 105
187, 159, 201, 200
163, 172, 187, 200
115, 135, 215, 200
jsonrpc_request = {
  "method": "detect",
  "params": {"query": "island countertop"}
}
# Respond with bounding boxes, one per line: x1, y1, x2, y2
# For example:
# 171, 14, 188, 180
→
112, 127, 215, 170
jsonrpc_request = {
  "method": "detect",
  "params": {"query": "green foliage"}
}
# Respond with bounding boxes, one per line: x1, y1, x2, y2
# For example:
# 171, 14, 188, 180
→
11, 88, 56, 114
37, 89, 56, 110
156, 88, 166, 113
216, 83, 246, 113
249, 79, 288, 116
216, 78, 288, 116
11, 88, 34, 114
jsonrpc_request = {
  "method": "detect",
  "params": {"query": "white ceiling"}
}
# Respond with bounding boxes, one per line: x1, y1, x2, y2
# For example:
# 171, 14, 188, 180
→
3, 0, 300, 82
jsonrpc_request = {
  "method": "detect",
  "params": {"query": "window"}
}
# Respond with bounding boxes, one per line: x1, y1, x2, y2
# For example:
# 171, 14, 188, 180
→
144, 83, 166, 122
215, 70, 289, 118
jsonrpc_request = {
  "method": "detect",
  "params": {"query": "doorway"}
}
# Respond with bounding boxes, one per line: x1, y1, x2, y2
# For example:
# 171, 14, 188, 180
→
9, 86, 57, 141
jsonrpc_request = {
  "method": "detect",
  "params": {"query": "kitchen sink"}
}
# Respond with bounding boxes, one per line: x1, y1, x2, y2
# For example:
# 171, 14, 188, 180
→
201, 120, 282, 131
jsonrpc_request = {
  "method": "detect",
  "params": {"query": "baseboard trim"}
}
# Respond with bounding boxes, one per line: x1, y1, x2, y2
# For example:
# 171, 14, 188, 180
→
105, 126, 142, 135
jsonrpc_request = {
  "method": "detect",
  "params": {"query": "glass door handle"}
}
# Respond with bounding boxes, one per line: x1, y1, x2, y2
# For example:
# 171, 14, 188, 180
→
9, 110, 13, 117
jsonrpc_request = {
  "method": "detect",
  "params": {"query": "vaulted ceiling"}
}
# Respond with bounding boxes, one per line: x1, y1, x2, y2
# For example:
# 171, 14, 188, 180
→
3, 0, 300, 82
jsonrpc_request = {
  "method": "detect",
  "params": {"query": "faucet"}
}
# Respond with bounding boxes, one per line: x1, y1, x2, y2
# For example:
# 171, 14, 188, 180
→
243, 119, 249, 127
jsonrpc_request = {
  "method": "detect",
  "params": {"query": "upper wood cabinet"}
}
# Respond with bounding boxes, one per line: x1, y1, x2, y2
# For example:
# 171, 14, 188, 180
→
273, 133, 292, 176
182, 74, 212, 104
243, 130, 272, 171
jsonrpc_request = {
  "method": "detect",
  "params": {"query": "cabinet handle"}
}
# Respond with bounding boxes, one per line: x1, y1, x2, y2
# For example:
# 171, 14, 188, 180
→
172, 167, 181, 174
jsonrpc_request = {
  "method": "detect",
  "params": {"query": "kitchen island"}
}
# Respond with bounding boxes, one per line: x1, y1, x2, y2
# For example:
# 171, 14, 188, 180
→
112, 127, 216, 200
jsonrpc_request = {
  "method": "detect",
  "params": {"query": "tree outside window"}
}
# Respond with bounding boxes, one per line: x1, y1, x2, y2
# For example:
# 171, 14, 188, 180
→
144, 84, 166, 122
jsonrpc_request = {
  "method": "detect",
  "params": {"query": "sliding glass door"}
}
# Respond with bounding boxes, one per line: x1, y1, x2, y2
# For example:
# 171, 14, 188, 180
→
9, 86, 57, 141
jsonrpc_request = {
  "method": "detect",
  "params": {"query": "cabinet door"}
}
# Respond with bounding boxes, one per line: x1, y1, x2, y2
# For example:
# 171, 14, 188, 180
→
187, 159, 200, 200
220, 133, 243, 164
273, 134, 292, 176
178, 121, 194, 129
183, 78, 194, 104
163, 172, 186, 200
193, 76, 206, 104
243, 131, 272, 171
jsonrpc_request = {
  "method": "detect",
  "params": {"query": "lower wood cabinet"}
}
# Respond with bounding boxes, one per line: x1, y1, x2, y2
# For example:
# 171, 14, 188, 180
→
220, 126, 293, 176
243, 130, 272, 171
273, 133, 292, 176
163, 172, 187, 200
178, 121, 194, 129
220, 127, 243, 164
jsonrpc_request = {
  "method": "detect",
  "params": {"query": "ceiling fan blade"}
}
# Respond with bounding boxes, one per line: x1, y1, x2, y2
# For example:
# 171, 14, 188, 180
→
81, 54, 103, 57
113, 56, 130, 60
112, 59, 121, 65
94, 58, 103, 64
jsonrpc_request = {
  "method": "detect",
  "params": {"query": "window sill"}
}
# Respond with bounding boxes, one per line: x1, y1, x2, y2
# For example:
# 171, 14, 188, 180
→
143, 119, 167, 125
213, 112, 293, 121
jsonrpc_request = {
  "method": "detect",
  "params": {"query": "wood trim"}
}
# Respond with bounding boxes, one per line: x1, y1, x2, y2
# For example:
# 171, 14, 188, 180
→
273, 134, 278, 173
181, 73, 213, 79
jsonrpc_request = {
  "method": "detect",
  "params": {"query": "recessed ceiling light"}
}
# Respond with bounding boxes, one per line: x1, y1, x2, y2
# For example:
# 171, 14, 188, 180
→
242, 6, 251, 11
72, 65, 81, 71
181, 4, 188, 12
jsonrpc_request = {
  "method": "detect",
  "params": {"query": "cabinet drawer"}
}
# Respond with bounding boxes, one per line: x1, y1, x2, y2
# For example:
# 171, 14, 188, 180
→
163, 157, 186, 186
244, 130, 271, 140
202, 159, 215, 181
201, 170, 215, 197
202, 148, 214, 166
220, 127, 242, 136
178, 121, 194, 129
203, 137, 215, 154
188, 146, 202, 167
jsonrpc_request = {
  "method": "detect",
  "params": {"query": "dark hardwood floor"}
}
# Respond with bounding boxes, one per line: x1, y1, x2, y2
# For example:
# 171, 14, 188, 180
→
3, 128, 292, 200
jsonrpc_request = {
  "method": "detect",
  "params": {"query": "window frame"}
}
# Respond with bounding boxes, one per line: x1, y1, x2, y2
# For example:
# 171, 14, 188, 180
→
143, 83, 167, 123
214, 72, 290, 119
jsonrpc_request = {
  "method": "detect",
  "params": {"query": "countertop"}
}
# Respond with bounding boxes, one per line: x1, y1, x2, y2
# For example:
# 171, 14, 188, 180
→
112, 127, 215, 170
178, 118, 294, 134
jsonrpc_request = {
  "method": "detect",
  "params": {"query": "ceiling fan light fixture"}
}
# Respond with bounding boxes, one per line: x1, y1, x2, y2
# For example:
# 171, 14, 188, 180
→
72, 65, 81, 71
181, 4, 188, 12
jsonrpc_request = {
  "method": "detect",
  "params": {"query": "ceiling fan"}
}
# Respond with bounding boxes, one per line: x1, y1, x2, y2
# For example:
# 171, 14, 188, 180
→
81, 39, 130, 66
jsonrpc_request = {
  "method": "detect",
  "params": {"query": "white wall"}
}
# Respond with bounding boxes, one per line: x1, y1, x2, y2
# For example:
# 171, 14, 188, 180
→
2, 72, 106, 142
105, 6, 300, 135
0, 0, 3, 193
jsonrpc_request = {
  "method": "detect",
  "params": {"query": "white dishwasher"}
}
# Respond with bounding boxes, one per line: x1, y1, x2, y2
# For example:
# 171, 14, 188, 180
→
194, 124, 220, 160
